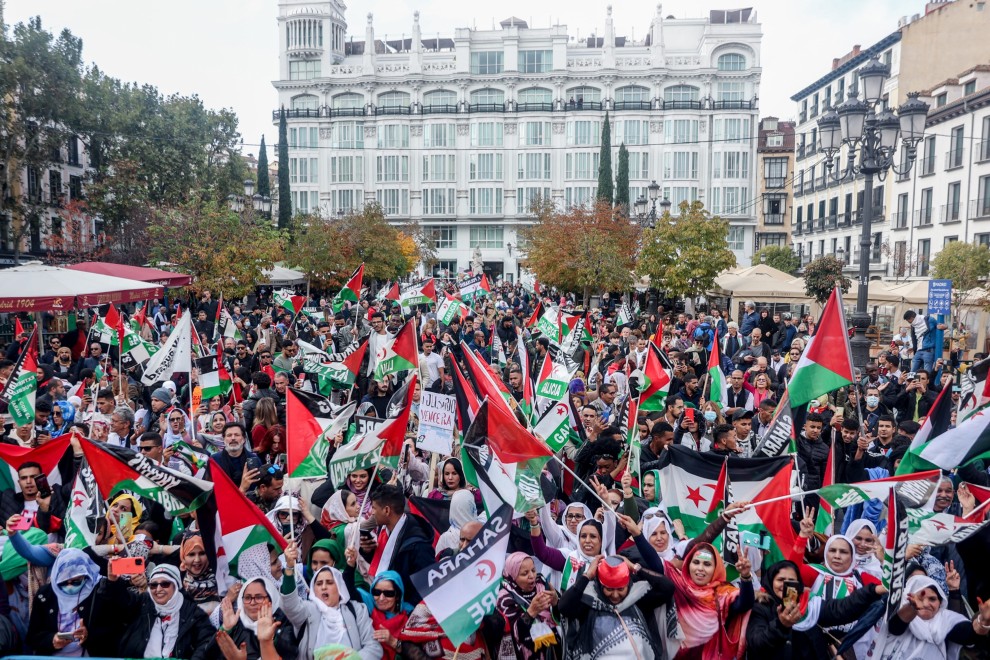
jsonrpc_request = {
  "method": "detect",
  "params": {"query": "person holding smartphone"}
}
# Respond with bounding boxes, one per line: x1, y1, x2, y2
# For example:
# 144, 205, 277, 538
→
746, 559, 887, 659
0, 462, 66, 535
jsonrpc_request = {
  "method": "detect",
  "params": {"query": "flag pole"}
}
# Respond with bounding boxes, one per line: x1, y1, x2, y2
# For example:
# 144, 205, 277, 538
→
550, 454, 613, 511
742, 487, 822, 509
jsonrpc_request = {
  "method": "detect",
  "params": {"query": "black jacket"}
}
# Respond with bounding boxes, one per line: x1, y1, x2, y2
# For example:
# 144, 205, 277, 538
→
241, 388, 282, 431
0, 488, 68, 536
796, 434, 830, 491
118, 594, 215, 660
203, 610, 297, 660
894, 386, 938, 421
28, 578, 136, 657
388, 513, 441, 606
745, 584, 882, 660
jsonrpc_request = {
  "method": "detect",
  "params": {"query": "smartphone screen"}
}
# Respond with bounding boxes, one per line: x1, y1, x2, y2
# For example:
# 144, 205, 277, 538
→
783, 580, 801, 607
34, 474, 52, 499
684, 408, 695, 423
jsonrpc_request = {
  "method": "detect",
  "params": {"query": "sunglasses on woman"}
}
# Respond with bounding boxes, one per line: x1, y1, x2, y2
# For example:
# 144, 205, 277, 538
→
148, 581, 174, 590
59, 577, 86, 588
372, 588, 398, 598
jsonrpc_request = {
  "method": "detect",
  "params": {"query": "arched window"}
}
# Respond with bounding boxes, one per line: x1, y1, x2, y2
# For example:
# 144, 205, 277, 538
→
566, 86, 602, 103
615, 86, 649, 103
423, 89, 457, 106
470, 88, 504, 105
717, 53, 746, 71
332, 93, 364, 109
517, 87, 553, 104
664, 85, 700, 102
291, 95, 319, 110
377, 91, 411, 108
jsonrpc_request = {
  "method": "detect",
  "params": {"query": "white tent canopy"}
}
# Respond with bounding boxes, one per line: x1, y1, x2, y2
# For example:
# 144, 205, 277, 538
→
263, 264, 308, 286
0, 263, 164, 312
714, 264, 811, 304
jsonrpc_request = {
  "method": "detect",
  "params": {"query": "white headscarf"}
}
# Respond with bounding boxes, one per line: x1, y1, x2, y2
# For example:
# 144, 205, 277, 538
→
308, 566, 352, 648
266, 495, 307, 538
885, 575, 968, 660
146, 564, 184, 658
846, 519, 883, 578
642, 508, 677, 561
236, 577, 282, 633
436, 490, 481, 555
558, 503, 594, 546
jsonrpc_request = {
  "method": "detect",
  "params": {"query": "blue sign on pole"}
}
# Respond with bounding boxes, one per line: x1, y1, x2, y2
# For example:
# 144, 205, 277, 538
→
928, 279, 952, 315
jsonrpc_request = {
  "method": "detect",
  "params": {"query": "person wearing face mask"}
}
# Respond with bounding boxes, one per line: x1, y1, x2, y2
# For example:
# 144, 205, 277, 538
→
27, 549, 135, 657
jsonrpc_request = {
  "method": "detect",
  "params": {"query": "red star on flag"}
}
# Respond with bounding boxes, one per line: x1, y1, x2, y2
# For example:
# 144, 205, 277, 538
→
932, 520, 948, 532
686, 485, 707, 508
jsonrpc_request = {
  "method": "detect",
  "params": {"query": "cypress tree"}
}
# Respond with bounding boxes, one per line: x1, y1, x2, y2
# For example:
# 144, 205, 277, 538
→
615, 143, 630, 211
257, 135, 270, 198
277, 109, 291, 230
596, 112, 614, 204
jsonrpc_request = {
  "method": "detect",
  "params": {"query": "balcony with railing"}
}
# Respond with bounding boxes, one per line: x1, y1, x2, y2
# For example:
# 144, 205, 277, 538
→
826, 214, 838, 230
516, 102, 554, 112
793, 221, 803, 236
841, 211, 853, 227
945, 149, 964, 170
764, 213, 786, 226
664, 100, 703, 111
805, 218, 814, 234
566, 100, 604, 111
613, 101, 652, 111
712, 100, 756, 110
891, 212, 909, 229
375, 105, 412, 116
914, 207, 934, 227
817, 216, 826, 232
469, 103, 505, 113
794, 181, 804, 196
940, 203, 962, 223
421, 104, 459, 114
918, 156, 936, 176
765, 176, 787, 189
970, 198, 990, 219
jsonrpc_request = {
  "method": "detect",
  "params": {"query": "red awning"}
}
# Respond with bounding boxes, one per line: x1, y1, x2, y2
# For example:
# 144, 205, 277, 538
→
66, 262, 193, 288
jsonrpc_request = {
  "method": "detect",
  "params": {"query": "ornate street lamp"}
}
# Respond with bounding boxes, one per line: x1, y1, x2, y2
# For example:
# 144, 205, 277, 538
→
816, 57, 929, 366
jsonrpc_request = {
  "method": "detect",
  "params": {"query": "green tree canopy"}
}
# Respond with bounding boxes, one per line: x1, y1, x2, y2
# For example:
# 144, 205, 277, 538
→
930, 241, 990, 315
148, 199, 286, 299
752, 245, 801, 274
637, 201, 737, 301
521, 200, 639, 307
803, 255, 851, 305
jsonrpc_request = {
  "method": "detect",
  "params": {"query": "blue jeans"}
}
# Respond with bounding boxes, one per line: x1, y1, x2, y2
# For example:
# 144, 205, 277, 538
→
911, 348, 934, 373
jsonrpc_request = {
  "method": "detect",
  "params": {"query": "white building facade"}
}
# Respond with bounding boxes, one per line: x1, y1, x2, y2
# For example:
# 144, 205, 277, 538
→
273, 2, 763, 281
790, 34, 901, 277
889, 66, 990, 277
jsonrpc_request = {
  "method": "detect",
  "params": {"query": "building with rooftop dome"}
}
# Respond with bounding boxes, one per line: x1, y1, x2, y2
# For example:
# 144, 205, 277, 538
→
274, 1, 763, 280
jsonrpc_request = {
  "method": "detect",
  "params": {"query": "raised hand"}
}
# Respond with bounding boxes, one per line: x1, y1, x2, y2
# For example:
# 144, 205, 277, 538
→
255, 602, 281, 642
798, 505, 816, 539
616, 513, 642, 537
946, 561, 961, 591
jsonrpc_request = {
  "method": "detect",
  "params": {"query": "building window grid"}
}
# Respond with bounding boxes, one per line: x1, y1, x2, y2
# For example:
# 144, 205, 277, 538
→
519, 50, 553, 73
469, 153, 503, 181
428, 225, 457, 249
469, 225, 503, 248
330, 155, 364, 184
469, 187, 503, 214
470, 51, 504, 75
423, 188, 457, 216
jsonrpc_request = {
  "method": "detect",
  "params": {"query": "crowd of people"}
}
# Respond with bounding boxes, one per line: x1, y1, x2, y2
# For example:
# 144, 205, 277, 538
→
0, 281, 987, 660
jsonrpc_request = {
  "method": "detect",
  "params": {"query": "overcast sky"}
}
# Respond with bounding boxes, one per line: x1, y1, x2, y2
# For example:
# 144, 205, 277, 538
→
8, 0, 919, 158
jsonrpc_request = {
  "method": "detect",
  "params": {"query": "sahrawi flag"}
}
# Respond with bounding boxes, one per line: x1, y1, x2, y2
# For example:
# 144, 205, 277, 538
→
373, 321, 419, 381
286, 389, 355, 478
79, 438, 213, 515
897, 408, 990, 475
331, 263, 365, 312
195, 354, 232, 400
908, 498, 990, 546
0, 325, 39, 426
400, 278, 437, 309
274, 288, 306, 318
202, 457, 287, 578
64, 459, 104, 549
707, 328, 727, 410
658, 445, 796, 564
410, 504, 512, 647
141, 310, 192, 386
787, 287, 854, 407
639, 340, 673, 412
328, 373, 417, 484
437, 292, 468, 326
462, 399, 553, 515
459, 273, 491, 303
